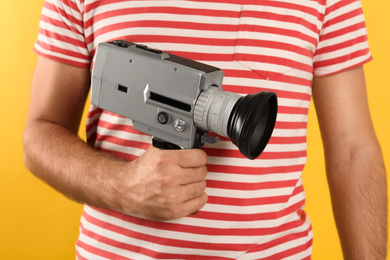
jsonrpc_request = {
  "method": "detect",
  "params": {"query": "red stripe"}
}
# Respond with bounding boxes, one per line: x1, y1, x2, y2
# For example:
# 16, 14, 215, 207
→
258, 241, 312, 260
241, 0, 321, 19
206, 179, 299, 191
277, 106, 309, 115
38, 27, 87, 51
76, 239, 135, 260
315, 35, 368, 56
196, 198, 306, 223
233, 52, 313, 75
252, 232, 312, 256
323, 7, 364, 29
96, 135, 150, 152
314, 49, 369, 69
40, 14, 84, 38
275, 121, 308, 129
223, 84, 312, 101
90, 31, 237, 48
43, 1, 83, 29
204, 148, 306, 160
236, 38, 313, 58
207, 184, 304, 207
81, 212, 251, 254
241, 22, 318, 47
35, 39, 90, 61
320, 22, 367, 42
96, 133, 306, 160
87, 21, 238, 46
207, 163, 305, 175
210, 135, 306, 146
223, 69, 313, 89
79, 206, 310, 258
241, 10, 317, 35
269, 136, 306, 145
326, 0, 360, 17
89, 206, 306, 236
33, 48, 90, 68
86, 5, 240, 27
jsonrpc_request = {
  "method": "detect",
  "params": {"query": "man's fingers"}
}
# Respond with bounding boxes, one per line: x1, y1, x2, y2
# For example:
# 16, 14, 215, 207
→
181, 180, 207, 200
178, 165, 208, 185
175, 149, 208, 168
182, 192, 208, 216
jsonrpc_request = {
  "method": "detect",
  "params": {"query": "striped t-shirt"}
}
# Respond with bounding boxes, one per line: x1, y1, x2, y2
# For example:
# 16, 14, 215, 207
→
34, 0, 371, 259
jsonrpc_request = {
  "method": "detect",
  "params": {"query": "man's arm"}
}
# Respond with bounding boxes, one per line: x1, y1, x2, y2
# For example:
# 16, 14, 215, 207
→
312, 66, 387, 259
23, 57, 208, 221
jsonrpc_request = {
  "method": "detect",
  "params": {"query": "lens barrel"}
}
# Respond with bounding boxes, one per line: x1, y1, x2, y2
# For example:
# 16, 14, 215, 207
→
227, 92, 277, 159
194, 87, 277, 160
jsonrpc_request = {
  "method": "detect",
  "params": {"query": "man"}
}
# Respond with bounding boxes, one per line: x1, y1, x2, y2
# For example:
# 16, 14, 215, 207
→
24, 0, 387, 259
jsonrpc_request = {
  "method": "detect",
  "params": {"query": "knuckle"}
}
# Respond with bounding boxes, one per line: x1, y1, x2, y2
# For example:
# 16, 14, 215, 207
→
162, 193, 176, 206
160, 174, 175, 188
198, 149, 208, 164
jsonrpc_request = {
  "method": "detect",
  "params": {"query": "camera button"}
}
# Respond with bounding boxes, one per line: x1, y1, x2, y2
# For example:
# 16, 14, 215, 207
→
173, 119, 186, 132
157, 112, 169, 124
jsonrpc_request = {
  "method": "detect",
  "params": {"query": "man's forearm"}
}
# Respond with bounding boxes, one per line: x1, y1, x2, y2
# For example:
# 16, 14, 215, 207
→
23, 119, 127, 210
23, 119, 209, 221
326, 141, 387, 259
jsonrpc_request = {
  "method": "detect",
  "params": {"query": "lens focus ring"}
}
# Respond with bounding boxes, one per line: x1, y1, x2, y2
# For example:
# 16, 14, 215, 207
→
194, 86, 240, 137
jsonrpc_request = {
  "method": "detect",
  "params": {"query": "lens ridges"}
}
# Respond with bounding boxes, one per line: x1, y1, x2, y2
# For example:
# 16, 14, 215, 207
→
227, 92, 277, 160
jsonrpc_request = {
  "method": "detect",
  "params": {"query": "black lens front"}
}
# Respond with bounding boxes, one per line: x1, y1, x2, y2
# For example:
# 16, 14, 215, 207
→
227, 92, 277, 159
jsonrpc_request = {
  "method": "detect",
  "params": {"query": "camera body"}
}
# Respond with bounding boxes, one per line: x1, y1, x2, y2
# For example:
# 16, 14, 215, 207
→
91, 40, 224, 149
91, 40, 278, 159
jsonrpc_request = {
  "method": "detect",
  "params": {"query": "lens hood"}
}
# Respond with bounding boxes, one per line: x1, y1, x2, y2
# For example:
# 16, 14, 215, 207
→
227, 92, 277, 160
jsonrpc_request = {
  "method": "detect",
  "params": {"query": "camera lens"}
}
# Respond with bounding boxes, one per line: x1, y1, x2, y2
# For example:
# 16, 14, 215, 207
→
194, 86, 277, 160
227, 92, 277, 160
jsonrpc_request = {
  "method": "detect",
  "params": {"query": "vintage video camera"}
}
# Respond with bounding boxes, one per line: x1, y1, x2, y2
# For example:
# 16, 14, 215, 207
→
91, 40, 277, 159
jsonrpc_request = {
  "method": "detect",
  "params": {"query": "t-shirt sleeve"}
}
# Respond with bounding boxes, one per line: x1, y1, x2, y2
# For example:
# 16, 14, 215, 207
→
313, 0, 372, 77
34, 0, 91, 68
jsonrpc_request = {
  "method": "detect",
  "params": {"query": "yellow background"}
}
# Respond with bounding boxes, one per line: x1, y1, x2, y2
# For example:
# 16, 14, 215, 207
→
0, 0, 388, 259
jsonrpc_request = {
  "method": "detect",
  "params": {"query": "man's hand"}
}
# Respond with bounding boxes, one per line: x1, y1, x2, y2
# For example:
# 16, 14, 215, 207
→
114, 147, 208, 221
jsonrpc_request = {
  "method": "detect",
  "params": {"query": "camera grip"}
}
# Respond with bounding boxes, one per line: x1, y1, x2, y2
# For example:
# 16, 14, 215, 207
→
152, 138, 182, 150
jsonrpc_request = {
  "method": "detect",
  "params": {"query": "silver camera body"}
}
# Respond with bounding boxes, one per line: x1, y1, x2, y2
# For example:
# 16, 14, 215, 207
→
91, 40, 278, 159
91, 40, 225, 149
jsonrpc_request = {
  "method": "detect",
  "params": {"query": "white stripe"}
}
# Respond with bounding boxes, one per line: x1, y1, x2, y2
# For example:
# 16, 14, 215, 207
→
206, 186, 302, 201
80, 217, 243, 258
88, 27, 238, 52
238, 17, 313, 44
76, 240, 111, 260
206, 171, 303, 183
96, 138, 307, 167
314, 52, 371, 76
41, 6, 84, 36
34, 42, 89, 65
82, 206, 306, 242
39, 18, 86, 44
276, 112, 309, 123
78, 230, 157, 260
324, 0, 364, 22
317, 27, 368, 52
224, 77, 312, 95
84, 0, 241, 20
236, 217, 312, 260
209, 142, 306, 153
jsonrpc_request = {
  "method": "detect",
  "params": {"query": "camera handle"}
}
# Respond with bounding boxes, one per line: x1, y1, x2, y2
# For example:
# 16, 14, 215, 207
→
152, 138, 182, 150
